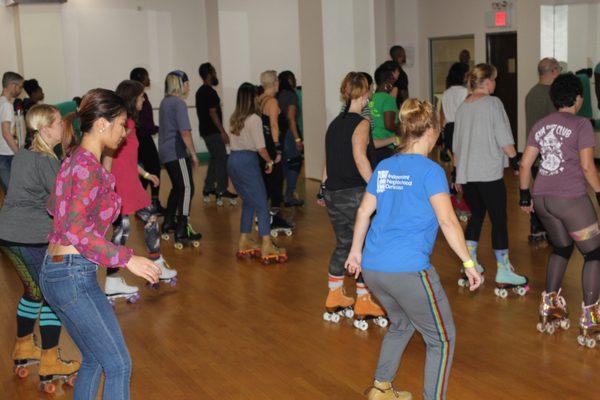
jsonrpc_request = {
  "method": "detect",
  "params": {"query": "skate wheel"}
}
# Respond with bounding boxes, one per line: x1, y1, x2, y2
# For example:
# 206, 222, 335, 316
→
577, 335, 586, 346
536, 322, 545, 333
323, 312, 332, 322
560, 319, 570, 330
517, 287, 527, 296
457, 278, 466, 287
40, 382, 56, 394
330, 313, 341, 323
107, 298, 115, 307
169, 278, 177, 287
67, 374, 77, 386
496, 288, 508, 299
235, 251, 244, 259
203, 196, 210, 203
546, 323, 555, 335
271, 231, 278, 238
174, 243, 183, 250
353, 319, 369, 331
216, 200, 224, 206
459, 215, 468, 222
344, 308, 355, 319
192, 241, 200, 248
128, 293, 141, 304
285, 230, 292, 237
586, 337, 596, 348
260, 258, 269, 265
375, 317, 389, 328
15, 366, 29, 378
161, 234, 170, 241
229, 199, 237, 206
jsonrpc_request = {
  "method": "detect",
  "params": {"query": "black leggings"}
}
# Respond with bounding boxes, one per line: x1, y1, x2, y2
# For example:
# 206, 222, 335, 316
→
534, 195, 600, 305
261, 161, 284, 208
462, 179, 508, 249
138, 134, 161, 198
164, 157, 194, 217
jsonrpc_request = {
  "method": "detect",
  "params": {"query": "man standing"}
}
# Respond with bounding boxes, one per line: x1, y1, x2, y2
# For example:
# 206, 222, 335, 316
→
195, 62, 236, 204
524, 58, 561, 242
389, 45, 409, 108
0, 72, 24, 193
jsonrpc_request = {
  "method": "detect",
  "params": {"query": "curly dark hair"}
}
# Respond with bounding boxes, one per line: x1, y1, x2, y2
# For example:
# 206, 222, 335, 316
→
550, 73, 582, 109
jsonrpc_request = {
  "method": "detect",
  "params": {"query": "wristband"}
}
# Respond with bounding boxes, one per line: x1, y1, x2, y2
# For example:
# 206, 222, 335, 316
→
295, 138, 302, 143
463, 259, 476, 269
509, 154, 520, 171
274, 142, 283, 152
317, 182, 326, 200
394, 136, 401, 147
519, 189, 532, 207
143, 172, 150, 179
266, 161, 274, 168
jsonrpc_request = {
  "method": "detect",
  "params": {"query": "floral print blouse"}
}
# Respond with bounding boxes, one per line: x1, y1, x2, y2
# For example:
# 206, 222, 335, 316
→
47, 147, 133, 267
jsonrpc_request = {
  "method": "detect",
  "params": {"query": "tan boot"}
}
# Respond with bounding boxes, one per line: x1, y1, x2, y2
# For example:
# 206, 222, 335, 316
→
12, 334, 41, 363
236, 233, 260, 258
260, 237, 287, 264
366, 380, 412, 400
39, 347, 80, 393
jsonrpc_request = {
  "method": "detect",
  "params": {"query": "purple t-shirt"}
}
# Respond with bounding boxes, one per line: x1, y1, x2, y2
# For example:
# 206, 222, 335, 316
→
527, 112, 596, 198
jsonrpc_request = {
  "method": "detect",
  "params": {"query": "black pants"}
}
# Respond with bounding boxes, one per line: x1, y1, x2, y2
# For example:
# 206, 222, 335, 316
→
463, 179, 508, 249
137, 134, 161, 198
202, 134, 229, 194
262, 161, 284, 208
164, 158, 194, 217
443, 122, 454, 153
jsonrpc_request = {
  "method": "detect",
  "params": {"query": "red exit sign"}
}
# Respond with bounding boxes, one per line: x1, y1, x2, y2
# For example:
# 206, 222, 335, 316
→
495, 11, 507, 27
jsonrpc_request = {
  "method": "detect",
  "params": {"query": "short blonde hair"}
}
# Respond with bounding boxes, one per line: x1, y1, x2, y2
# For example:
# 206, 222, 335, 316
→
398, 98, 439, 151
340, 72, 369, 103
164, 72, 188, 96
26, 104, 60, 160
260, 70, 277, 89
466, 63, 497, 91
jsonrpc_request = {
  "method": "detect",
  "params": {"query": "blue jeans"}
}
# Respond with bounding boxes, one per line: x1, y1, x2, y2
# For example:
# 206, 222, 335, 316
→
228, 150, 270, 236
39, 255, 131, 400
282, 130, 302, 201
0, 154, 14, 194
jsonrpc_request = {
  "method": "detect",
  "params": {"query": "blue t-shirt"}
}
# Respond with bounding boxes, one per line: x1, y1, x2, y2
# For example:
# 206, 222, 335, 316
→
362, 154, 449, 273
158, 96, 192, 163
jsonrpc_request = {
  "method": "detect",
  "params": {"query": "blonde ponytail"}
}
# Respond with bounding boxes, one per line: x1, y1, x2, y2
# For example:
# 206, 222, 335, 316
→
397, 98, 439, 152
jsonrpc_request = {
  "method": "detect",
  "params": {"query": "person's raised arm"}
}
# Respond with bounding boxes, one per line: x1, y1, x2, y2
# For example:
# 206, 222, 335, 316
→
352, 119, 373, 183
344, 192, 377, 278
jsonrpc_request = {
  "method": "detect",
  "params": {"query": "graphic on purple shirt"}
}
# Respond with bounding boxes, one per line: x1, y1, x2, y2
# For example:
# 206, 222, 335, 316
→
527, 111, 596, 198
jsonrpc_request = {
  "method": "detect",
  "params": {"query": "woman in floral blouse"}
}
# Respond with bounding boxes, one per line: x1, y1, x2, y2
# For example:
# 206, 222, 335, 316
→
39, 88, 160, 400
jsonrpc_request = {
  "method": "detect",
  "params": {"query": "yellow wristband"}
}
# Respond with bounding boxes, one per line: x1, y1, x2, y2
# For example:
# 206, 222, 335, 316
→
394, 136, 400, 147
295, 138, 302, 143
463, 260, 476, 269
143, 172, 150, 179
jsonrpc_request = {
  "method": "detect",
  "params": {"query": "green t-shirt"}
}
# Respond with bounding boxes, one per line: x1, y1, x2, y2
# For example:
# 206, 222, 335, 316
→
295, 89, 303, 136
576, 73, 593, 119
54, 100, 81, 140
369, 92, 397, 140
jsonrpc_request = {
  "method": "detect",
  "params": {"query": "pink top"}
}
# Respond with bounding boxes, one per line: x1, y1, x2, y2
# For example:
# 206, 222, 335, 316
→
47, 147, 133, 268
112, 119, 151, 215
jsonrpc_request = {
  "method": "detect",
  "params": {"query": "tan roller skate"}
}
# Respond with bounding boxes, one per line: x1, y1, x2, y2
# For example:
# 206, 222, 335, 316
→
354, 293, 388, 331
577, 300, 600, 348
536, 290, 570, 334
13, 334, 41, 379
235, 233, 261, 259
323, 287, 355, 323
38, 347, 80, 394
260, 237, 287, 265
365, 380, 412, 400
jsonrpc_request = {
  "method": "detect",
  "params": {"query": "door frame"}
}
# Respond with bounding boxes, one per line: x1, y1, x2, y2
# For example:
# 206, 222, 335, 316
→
428, 34, 475, 103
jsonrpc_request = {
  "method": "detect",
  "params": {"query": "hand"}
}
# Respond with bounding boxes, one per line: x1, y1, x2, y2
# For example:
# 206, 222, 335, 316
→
146, 174, 160, 187
344, 250, 362, 279
275, 154, 282, 164
264, 164, 273, 174
191, 155, 200, 168
520, 205, 534, 214
453, 183, 462, 193
295, 140, 304, 152
221, 132, 230, 145
464, 267, 483, 291
125, 255, 160, 284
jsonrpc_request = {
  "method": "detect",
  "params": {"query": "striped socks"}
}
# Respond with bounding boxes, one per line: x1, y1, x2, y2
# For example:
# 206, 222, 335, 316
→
328, 274, 344, 290
356, 282, 368, 296
16, 297, 41, 337
40, 305, 61, 350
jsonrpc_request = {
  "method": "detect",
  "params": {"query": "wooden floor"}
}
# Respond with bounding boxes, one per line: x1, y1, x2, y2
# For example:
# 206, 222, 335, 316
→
0, 164, 598, 400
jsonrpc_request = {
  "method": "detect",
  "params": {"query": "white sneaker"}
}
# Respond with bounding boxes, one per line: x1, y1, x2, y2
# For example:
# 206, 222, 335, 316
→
155, 257, 178, 280
105, 275, 139, 295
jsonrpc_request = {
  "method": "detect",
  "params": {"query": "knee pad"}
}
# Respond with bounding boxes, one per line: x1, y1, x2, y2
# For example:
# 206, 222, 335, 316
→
583, 245, 600, 262
111, 216, 130, 246
144, 218, 160, 255
552, 243, 574, 260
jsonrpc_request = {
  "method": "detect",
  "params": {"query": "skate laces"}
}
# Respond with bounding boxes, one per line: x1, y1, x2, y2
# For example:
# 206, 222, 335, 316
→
555, 289, 567, 309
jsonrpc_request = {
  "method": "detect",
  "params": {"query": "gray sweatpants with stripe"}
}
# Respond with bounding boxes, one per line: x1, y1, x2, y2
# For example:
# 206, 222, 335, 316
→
363, 267, 456, 400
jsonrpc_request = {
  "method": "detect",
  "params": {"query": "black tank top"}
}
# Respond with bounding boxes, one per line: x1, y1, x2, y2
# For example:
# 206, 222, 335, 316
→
325, 112, 367, 191
259, 97, 287, 159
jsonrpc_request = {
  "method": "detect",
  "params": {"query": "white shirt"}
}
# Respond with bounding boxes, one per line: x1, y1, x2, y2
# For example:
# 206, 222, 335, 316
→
0, 96, 15, 155
441, 85, 468, 123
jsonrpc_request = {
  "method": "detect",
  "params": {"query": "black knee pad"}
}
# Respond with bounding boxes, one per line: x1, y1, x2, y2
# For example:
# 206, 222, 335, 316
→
583, 245, 600, 262
552, 243, 574, 260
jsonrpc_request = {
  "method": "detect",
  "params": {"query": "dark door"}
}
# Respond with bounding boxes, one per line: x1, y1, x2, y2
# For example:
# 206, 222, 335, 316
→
487, 32, 517, 146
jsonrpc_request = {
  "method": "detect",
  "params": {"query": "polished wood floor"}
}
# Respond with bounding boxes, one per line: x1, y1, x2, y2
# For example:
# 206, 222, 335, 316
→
0, 163, 598, 400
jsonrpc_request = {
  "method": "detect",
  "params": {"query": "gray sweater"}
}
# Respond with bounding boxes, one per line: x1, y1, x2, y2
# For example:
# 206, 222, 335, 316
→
0, 150, 59, 244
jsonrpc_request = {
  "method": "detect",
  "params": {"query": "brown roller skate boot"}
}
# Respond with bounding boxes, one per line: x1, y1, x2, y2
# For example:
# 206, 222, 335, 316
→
260, 237, 287, 265
38, 347, 80, 394
236, 233, 260, 259
354, 293, 388, 331
366, 380, 412, 400
13, 334, 41, 378
537, 289, 569, 334
323, 287, 355, 323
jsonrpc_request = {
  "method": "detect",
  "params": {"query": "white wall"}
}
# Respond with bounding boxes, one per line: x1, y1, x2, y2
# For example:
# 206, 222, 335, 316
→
0, 3, 19, 74
217, 0, 301, 131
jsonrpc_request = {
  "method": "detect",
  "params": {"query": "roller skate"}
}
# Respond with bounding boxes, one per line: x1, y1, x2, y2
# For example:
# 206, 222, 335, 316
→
577, 300, 600, 348
148, 257, 178, 289
202, 189, 216, 204
173, 216, 201, 250
494, 263, 529, 298
323, 287, 355, 323
366, 380, 412, 400
528, 227, 548, 246
161, 214, 177, 241
216, 190, 238, 206
537, 290, 570, 334
260, 238, 287, 264
451, 194, 470, 222
38, 347, 79, 394
135, 204, 161, 223
235, 233, 261, 259
270, 212, 293, 237
13, 334, 41, 379
105, 275, 141, 306
458, 263, 485, 288
354, 293, 388, 331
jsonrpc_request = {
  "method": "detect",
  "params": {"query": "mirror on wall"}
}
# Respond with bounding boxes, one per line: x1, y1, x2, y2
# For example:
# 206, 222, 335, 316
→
429, 35, 475, 107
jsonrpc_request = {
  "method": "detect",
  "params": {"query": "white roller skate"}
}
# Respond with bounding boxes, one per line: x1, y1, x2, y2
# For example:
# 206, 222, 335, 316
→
148, 257, 178, 289
105, 275, 140, 306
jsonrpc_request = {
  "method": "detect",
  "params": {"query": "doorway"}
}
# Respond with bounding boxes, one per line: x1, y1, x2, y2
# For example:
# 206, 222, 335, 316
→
487, 32, 518, 146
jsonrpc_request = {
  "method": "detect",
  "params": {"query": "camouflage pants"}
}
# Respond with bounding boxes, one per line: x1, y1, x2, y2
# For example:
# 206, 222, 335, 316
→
324, 186, 365, 282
